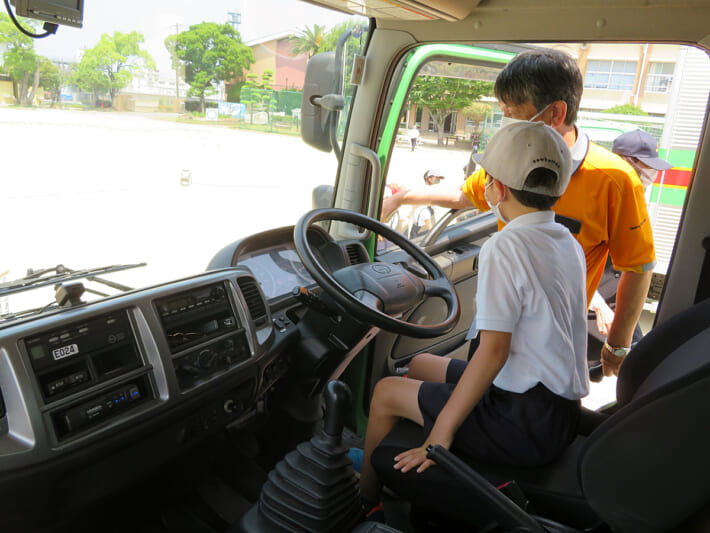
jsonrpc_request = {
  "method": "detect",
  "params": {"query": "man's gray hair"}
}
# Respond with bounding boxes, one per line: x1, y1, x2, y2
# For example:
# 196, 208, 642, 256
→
494, 49, 584, 126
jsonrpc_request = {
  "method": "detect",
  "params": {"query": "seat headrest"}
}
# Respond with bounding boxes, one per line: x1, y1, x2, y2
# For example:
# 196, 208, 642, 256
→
617, 297, 710, 406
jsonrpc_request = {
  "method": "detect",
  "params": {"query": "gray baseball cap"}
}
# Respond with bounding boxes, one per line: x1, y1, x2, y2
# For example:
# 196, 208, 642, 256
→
479, 121, 572, 197
612, 129, 672, 170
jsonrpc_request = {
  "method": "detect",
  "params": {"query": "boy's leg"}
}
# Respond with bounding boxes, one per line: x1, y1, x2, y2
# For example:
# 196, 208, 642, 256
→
360, 376, 424, 503
406, 353, 451, 383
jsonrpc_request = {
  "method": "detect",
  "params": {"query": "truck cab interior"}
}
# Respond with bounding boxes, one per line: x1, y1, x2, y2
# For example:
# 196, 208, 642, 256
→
2, 1, 710, 532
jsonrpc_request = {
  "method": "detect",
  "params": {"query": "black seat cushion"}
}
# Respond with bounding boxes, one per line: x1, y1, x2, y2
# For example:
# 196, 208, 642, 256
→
371, 419, 600, 529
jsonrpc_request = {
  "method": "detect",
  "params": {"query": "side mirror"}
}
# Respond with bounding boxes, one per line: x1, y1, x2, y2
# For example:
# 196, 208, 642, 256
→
301, 52, 338, 153
312, 184, 334, 209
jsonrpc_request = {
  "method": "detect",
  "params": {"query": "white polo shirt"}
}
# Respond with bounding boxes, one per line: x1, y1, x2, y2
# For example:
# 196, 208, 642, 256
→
468, 210, 590, 400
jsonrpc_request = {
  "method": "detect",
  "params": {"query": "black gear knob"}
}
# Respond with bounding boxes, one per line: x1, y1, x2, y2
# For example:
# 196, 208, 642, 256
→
323, 380, 351, 438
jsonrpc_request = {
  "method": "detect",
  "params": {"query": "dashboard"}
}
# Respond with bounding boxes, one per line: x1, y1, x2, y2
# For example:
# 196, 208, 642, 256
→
0, 269, 269, 467
0, 225, 371, 532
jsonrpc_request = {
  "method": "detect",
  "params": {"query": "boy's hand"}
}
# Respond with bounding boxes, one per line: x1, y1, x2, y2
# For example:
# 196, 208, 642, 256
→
590, 291, 614, 337
393, 434, 453, 474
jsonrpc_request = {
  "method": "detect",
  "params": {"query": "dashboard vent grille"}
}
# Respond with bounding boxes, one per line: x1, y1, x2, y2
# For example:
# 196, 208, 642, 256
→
237, 277, 267, 326
346, 244, 366, 265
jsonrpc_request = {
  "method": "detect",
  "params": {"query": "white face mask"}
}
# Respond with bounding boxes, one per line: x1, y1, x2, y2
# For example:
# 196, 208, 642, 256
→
626, 158, 658, 190
484, 180, 508, 224
499, 103, 552, 130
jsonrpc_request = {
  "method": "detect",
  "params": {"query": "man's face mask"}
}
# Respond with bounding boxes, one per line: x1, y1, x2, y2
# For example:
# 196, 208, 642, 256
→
499, 103, 552, 130
627, 158, 658, 189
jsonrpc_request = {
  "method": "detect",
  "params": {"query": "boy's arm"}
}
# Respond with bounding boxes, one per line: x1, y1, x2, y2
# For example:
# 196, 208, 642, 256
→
394, 330, 511, 474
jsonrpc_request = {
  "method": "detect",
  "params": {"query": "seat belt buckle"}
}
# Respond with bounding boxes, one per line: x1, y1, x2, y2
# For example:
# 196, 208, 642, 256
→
497, 480, 536, 514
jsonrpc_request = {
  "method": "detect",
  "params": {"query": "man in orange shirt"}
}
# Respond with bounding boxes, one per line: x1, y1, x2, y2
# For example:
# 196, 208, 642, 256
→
383, 49, 654, 377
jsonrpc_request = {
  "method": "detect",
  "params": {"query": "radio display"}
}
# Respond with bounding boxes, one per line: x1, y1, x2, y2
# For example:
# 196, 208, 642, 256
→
155, 283, 240, 354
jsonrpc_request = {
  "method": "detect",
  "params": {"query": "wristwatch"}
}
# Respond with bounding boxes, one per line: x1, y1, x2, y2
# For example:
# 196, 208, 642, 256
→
604, 340, 631, 357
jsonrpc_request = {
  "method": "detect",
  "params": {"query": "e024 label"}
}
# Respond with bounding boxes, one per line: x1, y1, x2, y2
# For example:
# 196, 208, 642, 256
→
52, 344, 79, 360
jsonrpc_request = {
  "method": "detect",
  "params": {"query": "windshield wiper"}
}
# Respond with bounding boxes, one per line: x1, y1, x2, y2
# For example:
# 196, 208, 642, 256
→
0, 263, 147, 298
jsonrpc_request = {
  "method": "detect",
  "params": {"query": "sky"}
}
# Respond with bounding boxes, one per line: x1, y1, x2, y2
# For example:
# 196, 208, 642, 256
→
33, 0, 352, 74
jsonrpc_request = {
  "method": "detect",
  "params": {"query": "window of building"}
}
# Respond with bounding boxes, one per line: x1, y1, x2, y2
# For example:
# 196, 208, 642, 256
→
646, 62, 674, 93
585, 59, 637, 90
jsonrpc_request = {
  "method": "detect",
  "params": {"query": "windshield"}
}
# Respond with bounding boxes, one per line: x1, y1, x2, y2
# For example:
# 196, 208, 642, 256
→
0, 1, 367, 317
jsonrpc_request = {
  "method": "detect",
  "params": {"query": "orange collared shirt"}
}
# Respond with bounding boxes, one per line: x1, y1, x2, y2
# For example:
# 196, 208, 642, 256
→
462, 142, 655, 303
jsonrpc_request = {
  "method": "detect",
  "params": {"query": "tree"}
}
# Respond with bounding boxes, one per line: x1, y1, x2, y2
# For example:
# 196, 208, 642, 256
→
241, 70, 275, 123
317, 20, 367, 54
409, 76, 494, 145
462, 101, 492, 133
602, 103, 649, 116
288, 24, 326, 58
175, 22, 254, 112
0, 13, 40, 105
164, 33, 184, 99
71, 31, 155, 106
38, 58, 62, 107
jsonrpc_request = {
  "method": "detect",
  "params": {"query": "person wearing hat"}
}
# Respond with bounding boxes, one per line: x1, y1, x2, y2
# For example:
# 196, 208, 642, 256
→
359, 121, 589, 508
382, 49, 654, 379
408, 170, 445, 238
613, 129, 672, 190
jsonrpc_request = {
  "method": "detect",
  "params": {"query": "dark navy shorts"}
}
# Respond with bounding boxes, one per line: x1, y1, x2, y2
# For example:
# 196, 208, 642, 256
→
417, 358, 580, 466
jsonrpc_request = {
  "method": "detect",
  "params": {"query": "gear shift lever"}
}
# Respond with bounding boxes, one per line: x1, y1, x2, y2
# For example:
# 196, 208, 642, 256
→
240, 380, 362, 532
324, 379, 350, 438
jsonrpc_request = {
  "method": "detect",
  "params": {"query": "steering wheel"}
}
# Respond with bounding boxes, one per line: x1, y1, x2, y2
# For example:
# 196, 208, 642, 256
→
294, 208, 460, 338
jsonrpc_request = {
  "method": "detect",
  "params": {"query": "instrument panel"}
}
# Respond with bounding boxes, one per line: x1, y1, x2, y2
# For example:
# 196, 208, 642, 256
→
238, 246, 315, 300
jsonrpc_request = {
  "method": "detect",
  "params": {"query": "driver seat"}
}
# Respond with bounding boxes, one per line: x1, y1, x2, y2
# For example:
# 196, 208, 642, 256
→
371, 296, 710, 532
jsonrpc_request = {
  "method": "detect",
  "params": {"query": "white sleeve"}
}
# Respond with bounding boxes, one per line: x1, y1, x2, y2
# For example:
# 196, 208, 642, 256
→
471, 236, 522, 335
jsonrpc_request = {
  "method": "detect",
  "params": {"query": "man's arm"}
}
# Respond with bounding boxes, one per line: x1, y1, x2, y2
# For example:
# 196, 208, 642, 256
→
602, 270, 653, 376
393, 330, 510, 473
381, 183, 473, 222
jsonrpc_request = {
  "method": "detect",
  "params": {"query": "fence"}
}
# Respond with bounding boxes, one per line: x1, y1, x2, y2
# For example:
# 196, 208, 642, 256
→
235, 88, 303, 135
233, 88, 353, 138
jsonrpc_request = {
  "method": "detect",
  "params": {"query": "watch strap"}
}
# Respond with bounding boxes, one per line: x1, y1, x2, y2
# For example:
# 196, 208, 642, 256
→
604, 340, 631, 357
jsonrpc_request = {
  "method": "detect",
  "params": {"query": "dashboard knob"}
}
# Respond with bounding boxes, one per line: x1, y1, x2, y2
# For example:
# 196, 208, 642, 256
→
224, 399, 234, 413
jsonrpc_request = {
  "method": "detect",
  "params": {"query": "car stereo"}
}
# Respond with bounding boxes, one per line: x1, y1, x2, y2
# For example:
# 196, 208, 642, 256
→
24, 309, 143, 403
156, 282, 240, 354
155, 282, 250, 390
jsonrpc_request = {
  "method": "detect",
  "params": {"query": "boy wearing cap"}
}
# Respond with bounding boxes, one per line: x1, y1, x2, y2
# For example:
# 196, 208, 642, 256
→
359, 121, 589, 506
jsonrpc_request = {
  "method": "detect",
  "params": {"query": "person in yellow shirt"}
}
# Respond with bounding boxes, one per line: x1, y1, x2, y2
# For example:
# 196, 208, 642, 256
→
383, 49, 654, 377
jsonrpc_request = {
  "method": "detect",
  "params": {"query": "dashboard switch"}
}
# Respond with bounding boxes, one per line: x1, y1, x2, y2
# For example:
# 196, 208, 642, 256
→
127, 385, 141, 401
292, 286, 332, 315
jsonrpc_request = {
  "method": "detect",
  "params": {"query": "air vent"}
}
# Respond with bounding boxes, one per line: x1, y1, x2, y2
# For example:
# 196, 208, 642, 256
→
237, 277, 267, 326
346, 243, 366, 265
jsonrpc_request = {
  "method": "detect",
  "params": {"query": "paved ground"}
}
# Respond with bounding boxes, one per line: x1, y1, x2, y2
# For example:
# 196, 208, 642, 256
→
0, 107, 617, 406
1, 108, 468, 304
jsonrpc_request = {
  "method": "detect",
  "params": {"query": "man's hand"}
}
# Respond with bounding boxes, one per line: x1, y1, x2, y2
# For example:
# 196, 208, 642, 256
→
601, 344, 625, 377
381, 186, 409, 223
601, 271, 652, 377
